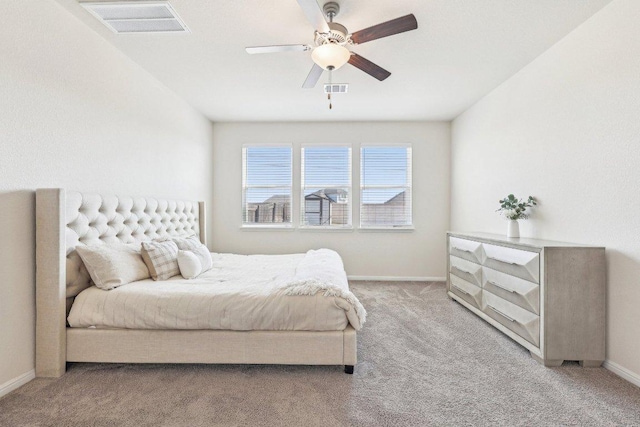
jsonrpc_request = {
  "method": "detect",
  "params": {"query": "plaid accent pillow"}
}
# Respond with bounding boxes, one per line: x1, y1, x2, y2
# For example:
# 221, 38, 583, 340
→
141, 240, 180, 281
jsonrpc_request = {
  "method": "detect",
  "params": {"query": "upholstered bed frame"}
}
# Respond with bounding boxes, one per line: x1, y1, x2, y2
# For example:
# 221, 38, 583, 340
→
35, 189, 357, 377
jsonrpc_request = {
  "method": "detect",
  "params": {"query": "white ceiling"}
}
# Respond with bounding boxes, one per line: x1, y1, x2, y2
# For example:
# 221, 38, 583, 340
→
54, 0, 612, 122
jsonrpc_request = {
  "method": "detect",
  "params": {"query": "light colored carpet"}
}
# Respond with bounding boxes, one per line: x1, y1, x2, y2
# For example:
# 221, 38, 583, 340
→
2, 282, 640, 426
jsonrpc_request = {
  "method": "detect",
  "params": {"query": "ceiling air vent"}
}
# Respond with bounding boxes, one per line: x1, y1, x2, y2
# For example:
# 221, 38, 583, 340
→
323, 84, 349, 94
81, 1, 190, 34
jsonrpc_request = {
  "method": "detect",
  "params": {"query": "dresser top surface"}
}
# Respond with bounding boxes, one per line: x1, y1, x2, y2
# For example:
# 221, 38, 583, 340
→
448, 231, 604, 250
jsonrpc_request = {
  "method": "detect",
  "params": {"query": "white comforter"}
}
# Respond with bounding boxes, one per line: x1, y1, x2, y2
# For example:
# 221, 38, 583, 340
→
68, 249, 365, 331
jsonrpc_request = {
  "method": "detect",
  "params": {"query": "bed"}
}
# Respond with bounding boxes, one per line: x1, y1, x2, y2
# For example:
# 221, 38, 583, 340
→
35, 189, 362, 378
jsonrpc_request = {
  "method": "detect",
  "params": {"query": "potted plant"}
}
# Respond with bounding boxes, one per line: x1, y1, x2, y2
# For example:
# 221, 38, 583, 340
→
497, 194, 537, 238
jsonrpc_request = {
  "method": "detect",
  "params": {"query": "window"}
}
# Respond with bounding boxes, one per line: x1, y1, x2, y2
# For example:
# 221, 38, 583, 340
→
242, 145, 292, 227
360, 145, 412, 228
301, 146, 352, 228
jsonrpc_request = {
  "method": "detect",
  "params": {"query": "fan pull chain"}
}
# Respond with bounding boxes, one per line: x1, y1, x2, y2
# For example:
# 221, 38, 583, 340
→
328, 69, 333, 110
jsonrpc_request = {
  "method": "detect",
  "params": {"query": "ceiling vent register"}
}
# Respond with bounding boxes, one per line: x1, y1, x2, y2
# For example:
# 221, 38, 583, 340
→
81, 1, 189, 34
324, 84, 349, 94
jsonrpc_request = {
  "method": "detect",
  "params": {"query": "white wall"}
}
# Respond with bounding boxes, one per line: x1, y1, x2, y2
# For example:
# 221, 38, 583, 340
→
0, 1, 213, 389
451, 0, 640, 379
212, 122, 450, 279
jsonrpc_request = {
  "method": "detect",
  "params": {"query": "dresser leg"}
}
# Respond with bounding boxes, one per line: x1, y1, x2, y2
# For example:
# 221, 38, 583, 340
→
579, 360, 603, 368
530, 352, 563, 367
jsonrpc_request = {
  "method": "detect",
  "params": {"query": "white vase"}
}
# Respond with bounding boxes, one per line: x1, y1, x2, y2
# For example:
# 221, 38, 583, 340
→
507, 220, 520, 238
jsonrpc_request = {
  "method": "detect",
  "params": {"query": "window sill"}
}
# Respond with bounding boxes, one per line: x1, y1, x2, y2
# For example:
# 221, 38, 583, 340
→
240, 225, 295, 231
299, 226, 354, 232
358, 226, 415, 232
239, 225, 414, 232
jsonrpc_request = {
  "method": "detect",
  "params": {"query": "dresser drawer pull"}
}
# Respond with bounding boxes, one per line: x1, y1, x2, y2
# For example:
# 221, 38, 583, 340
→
487, 280, 516, 293
451, 284, 470, 296
453, 247, 472, 253
486, 256, 520, 266
453, 266, 474, 275
488, 305, 516, 323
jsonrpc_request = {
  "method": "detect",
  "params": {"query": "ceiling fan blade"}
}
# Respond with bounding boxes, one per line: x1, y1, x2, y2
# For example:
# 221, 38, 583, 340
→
302, 64, 324, 88
246, 44, 311, 54
348, 54, 391, 81
350, 14, 418, 44
296, 0, 330, 33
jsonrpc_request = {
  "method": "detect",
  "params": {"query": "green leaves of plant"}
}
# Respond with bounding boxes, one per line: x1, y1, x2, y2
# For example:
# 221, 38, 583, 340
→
496, 194, 537, 220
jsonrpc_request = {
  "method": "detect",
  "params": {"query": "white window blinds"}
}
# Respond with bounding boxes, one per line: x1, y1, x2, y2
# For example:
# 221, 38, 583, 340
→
242, 145, 292, 226
301, 146, 352, 227
360, 145, 412, 228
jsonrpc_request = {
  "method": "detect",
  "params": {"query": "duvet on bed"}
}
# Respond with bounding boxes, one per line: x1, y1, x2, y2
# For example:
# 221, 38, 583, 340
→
67, 249, 365, 331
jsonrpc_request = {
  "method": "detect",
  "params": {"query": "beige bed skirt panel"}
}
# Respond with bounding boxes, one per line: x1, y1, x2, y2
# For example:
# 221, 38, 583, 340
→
67, 326, 357, 366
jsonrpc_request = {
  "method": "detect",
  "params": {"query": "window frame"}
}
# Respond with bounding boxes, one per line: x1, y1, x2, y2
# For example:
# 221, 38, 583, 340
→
241, 143, 293, 229
299, 143, 353, 230
359, 143, 414, 230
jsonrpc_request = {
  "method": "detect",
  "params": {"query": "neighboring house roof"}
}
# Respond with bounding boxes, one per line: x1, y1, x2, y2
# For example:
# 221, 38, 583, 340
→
260, 195, 290, 204
385, 190, 406, 204
361, 190, 406, 206
305, 188, 348, 203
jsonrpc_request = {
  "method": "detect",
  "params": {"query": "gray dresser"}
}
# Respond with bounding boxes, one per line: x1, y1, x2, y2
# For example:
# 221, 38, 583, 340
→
447, 232, 606, 367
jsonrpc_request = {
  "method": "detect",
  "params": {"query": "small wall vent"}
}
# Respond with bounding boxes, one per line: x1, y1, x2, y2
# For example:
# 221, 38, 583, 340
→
81, 1, 189, 34
323, 83, 349, 94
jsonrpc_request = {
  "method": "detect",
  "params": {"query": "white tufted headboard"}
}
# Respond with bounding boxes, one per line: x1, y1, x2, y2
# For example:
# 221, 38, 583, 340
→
35, 188, 206, 377
65, 191, 203, 247
64, 191, 204, 298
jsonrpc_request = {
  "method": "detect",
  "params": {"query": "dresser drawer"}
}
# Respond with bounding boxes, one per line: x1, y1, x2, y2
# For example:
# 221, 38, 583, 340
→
482, 290, 540, 347
449, 255, 482, 287
449, 236, 484, 265
482, 267, 539, 315
449, 274, 482, 309
482, 243, 540, 283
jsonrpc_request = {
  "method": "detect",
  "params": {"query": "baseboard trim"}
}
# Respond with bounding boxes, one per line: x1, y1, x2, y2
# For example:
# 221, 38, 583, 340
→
0, 369, 35, 398
604, 360, 640, 388
348, 276, 446, 282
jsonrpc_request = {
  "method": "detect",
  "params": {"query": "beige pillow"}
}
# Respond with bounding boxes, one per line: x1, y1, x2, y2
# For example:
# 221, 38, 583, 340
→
141, 240, 180, 281
177, 250, 202, 279
66, 251, 93, 297
76, 243, 150, 290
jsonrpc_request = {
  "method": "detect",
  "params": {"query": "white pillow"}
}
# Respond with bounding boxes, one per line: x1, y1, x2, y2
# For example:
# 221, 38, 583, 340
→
75, 243, 150, 290
173, 236, 213, 273
177, 250, 202, 279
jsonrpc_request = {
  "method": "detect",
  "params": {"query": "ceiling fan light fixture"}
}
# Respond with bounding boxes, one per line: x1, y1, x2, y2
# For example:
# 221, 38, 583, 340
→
311, 43, 351, 70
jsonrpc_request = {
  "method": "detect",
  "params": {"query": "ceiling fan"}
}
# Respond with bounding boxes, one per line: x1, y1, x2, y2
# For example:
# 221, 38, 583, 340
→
245, 0, 418, 88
